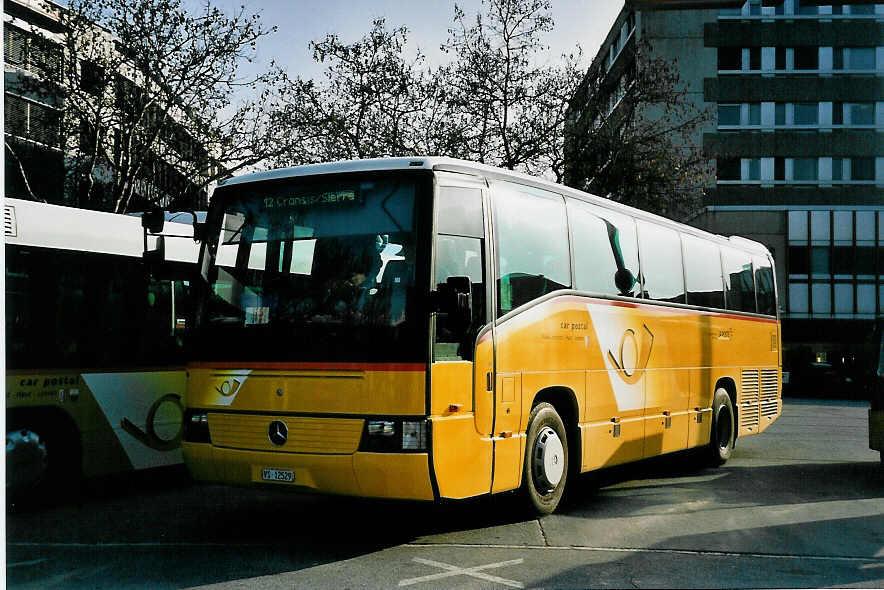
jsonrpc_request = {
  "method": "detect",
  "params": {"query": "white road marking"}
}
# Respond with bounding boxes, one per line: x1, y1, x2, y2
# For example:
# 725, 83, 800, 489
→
398, 557, 525, 588
404, 543, 883, 564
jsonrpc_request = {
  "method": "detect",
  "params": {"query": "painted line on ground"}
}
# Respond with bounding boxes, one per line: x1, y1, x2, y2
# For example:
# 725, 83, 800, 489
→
9, 540, 884, 565
399, 557, 524, 588
404, 543, 884, 563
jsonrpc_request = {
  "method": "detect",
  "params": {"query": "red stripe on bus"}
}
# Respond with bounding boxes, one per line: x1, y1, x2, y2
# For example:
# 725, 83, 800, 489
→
187, 361, 426, 372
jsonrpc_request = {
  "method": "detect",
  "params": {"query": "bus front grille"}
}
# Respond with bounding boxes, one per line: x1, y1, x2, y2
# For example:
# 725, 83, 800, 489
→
208, 413, 364, 454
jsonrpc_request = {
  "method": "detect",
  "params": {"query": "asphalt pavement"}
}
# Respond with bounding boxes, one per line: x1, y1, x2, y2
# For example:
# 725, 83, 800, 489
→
6, 398, 884, 589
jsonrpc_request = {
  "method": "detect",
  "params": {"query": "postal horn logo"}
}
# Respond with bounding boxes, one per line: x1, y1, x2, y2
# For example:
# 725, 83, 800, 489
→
608, 324, 654, 385
215, 378, 241, 397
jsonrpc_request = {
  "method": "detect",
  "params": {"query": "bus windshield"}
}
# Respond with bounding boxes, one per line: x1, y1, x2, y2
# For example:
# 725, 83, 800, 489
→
197, 172, 429, 363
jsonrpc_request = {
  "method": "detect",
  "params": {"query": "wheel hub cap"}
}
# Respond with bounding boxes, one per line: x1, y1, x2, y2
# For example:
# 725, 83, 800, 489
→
533, 426, 564, 492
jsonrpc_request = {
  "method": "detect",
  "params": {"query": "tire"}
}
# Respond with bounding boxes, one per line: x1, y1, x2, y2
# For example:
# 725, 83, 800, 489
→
707, 388, 736, 466
521, 403, 569, 516
6, 415, 81, 507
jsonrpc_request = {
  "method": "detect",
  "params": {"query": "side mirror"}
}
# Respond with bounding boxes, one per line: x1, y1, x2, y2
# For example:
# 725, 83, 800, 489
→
142, 209, 165, 234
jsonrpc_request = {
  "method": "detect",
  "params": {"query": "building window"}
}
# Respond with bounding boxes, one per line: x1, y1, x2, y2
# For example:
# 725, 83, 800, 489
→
832, 102, 844, 125
833, 158, 844, 181
747, 158, 761, 181
834, 47, 876, 71
717, 158, 741, 181
775, 103, 786, 125
4, 94, 61, 148
748, 103, 761, 126
794, 47, 819, 70
789, 246, 809, 275
793, 103, 818, 125
849, 4, 876, 16
848, 103, 875, 125
793, 158, 819, 181
850, 158, 875, 181
718, 47, 742, 71
718, 104, 741, 126
795, 0, 818, 15
775, 157, 786, 181
749, 47, 761, 70
776, 47, 787, 70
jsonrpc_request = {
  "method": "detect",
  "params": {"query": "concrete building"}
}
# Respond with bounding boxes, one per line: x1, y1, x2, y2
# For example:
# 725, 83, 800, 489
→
4, 0, 214, 212
570, 0, 884, 391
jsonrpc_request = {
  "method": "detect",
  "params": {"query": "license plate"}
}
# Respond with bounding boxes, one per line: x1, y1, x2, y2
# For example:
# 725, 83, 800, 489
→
262, 468, 294, 483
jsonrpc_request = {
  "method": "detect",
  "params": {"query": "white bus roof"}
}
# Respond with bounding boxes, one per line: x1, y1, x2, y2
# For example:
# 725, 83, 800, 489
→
218, 157, 772, 258
4, 198, 198, 263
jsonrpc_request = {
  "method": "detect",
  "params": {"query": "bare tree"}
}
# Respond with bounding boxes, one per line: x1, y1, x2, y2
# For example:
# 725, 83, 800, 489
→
564, 37, 712, 218
270, 19, 462, 167
441, 0, 582, 179
14, 0, 293, 212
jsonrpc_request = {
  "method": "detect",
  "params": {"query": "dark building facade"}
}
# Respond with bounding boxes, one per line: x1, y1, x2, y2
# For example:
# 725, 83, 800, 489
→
4, 0, 214, 212
571, 0, 883, 393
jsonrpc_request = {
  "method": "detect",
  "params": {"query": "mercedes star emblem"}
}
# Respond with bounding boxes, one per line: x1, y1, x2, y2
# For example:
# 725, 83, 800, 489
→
268, 420, 288, 446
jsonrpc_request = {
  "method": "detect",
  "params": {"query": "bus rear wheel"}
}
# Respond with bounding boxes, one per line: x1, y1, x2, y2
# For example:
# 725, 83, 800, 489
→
6, 415, 81, 507
522, 403, 568, 515
6, 428, 49, 499
707, 388, 736, 466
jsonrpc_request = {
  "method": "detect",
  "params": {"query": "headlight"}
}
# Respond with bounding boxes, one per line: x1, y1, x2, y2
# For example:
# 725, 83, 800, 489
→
360, 418, 428, 452
402, 421, 427, 450
183, 410, 211, 443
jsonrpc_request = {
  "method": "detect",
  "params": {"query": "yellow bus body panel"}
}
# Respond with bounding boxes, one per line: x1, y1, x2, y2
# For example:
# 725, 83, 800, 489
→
183, 363, 433, 500
487, 295, 780, 490
187, 364, 425, 416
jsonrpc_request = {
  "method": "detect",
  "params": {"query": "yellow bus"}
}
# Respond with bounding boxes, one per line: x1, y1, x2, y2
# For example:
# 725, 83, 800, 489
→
157, 158, 781, 514
5, 198, 198, 502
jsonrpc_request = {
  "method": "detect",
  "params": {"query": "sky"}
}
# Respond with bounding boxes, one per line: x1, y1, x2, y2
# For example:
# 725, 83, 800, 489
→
216, 1, 626, 82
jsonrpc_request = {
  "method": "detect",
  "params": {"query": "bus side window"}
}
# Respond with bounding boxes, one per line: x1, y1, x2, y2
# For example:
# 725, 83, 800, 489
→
568, 199, 640, 298
637, 221, 686, 304
492, 182, 570, 316
722, 247, 756, 313
683, 234, 725, 309
754, 255, 776, 315
434, 185, 486, 361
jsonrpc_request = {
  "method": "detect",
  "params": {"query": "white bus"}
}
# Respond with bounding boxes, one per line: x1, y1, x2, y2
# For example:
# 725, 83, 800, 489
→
5, 198, 198, 502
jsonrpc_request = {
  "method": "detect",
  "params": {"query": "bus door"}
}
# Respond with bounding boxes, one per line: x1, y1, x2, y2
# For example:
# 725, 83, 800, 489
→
430, 174, 494, 499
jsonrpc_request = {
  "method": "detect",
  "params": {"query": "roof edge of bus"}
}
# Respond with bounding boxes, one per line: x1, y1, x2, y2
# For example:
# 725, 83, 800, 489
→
218, 157, 445, 187
214, 158, 771, 255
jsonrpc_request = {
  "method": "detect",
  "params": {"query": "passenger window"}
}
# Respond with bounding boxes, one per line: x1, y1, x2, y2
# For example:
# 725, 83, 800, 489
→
493, 182, 570, 315
568, 199, 640, 298
722, 247, 756, 313
434, 234, 486, 361
637, 221, 685, 304
436, 186, 484, 238
754, 255, 776, 316
682, 234, 725, 309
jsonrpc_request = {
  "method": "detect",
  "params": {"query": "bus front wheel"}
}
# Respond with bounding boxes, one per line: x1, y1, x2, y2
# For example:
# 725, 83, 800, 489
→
707, 388, 736, 466
522, 403, 568, 515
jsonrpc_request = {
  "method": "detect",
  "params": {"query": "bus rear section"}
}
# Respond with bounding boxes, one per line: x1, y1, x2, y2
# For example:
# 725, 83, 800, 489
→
5, 199, 198, 501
